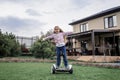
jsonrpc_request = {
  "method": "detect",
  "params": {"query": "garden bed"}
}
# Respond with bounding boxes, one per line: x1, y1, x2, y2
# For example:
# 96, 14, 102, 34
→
0, 57, 120, 69
0, 57, 55, 63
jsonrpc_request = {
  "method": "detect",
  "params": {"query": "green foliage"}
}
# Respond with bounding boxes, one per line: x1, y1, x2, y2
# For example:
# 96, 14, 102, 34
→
0, 30, 21, 57
40, 30, 53, 40
30, 39, 55, 59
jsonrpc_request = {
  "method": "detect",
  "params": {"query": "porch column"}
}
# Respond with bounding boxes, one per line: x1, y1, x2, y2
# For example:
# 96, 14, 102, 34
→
118, 36, 120, 56
113, 32, 116, 55
91, 30, 95, 56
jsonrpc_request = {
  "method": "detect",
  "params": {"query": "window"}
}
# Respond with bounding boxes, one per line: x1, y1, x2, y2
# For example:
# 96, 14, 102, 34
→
80, 23, 88, 32
104, 15, 117, 28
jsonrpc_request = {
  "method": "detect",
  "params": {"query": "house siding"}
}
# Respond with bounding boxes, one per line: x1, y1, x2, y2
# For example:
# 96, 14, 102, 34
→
73, 24, 80, 33
73, 11, 120, 32
117, 11, 120, 29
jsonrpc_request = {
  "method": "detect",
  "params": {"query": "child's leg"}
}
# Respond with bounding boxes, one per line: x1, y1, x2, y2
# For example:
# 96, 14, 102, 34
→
61, 46, 68, 67
56, 47, 61, 67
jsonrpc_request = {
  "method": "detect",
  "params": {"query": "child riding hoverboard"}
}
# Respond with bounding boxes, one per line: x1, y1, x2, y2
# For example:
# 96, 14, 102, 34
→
51, 52, 73, 74
43, 26, 73, 74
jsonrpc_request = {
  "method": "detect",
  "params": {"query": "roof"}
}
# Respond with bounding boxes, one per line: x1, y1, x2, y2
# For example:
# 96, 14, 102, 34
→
67, 29, 120, 38
69, 6, 120, 25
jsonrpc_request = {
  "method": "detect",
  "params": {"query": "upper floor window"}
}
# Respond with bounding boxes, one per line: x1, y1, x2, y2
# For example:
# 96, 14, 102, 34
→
80, 23, 88, 32
104, 15, 117, 28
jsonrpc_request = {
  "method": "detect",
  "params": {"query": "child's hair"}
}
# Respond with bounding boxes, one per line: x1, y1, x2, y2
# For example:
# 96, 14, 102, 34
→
53, 26, 63, 33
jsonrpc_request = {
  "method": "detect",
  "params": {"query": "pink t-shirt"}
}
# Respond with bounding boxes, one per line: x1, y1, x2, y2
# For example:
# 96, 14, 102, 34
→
45, 32, 72, 47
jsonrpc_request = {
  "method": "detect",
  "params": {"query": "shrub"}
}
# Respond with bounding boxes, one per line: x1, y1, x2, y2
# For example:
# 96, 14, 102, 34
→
0, 30, 21, 57
30, 39, 55, 59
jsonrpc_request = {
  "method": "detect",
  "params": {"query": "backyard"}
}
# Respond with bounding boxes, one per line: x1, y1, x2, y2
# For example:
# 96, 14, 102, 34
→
0, 62, 120, 80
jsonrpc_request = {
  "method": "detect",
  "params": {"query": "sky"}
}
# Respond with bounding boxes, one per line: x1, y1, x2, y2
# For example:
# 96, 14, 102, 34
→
0, 0, 120, 37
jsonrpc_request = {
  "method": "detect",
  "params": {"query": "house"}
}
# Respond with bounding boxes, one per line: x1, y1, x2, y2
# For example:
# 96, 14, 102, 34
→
67, 6, 120, 62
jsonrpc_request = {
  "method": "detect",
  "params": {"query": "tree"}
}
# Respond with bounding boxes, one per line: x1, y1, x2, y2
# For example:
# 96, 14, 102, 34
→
0, 30, 21, 57
30, 39, 55, 59
39, 29, 53, 40
30, 29, 56, 59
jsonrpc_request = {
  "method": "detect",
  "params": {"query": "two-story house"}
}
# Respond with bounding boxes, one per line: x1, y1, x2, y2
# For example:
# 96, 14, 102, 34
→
67, 6, 120, 62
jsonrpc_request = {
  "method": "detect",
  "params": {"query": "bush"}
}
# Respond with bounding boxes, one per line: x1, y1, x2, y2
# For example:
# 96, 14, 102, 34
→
30, 39, 55, 59
0, 30, 21, 57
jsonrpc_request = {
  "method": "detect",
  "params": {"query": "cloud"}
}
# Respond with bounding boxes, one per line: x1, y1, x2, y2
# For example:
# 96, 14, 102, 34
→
0, 16, 46, 36
0, 0, 120, 37
68, 0, 120, 21
0, 0, 47, 6
0, 0, 38, 4
0, 16, 45, 28
71, 0, 90, 9
25, 9, 41, 16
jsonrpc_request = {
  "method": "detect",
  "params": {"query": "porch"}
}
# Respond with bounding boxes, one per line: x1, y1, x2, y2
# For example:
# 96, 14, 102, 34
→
66, 29, 120, 62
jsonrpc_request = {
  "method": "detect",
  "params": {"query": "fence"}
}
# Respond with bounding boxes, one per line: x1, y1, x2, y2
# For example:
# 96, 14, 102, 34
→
16, 36, 39, 48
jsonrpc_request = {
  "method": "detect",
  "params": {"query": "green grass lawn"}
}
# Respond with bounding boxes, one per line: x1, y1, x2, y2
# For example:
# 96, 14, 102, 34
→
0, 62, 120, 80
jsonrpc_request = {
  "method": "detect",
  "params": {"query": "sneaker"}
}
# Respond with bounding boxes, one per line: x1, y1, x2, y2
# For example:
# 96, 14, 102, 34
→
56, 65, 59, 69
65, 65, 70, 70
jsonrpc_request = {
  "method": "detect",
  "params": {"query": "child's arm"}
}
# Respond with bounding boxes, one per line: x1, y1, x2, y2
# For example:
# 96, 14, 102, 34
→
63, 32, 73, 36
43, 34, 54, 40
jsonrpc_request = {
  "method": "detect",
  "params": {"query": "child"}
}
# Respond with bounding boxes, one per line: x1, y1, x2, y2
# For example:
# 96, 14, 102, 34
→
43, 26, 72, 69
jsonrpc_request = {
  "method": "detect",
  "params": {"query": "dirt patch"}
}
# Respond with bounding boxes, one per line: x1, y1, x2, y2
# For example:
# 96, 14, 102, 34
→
0, 57, 55, 63
1, 57, 120, 69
